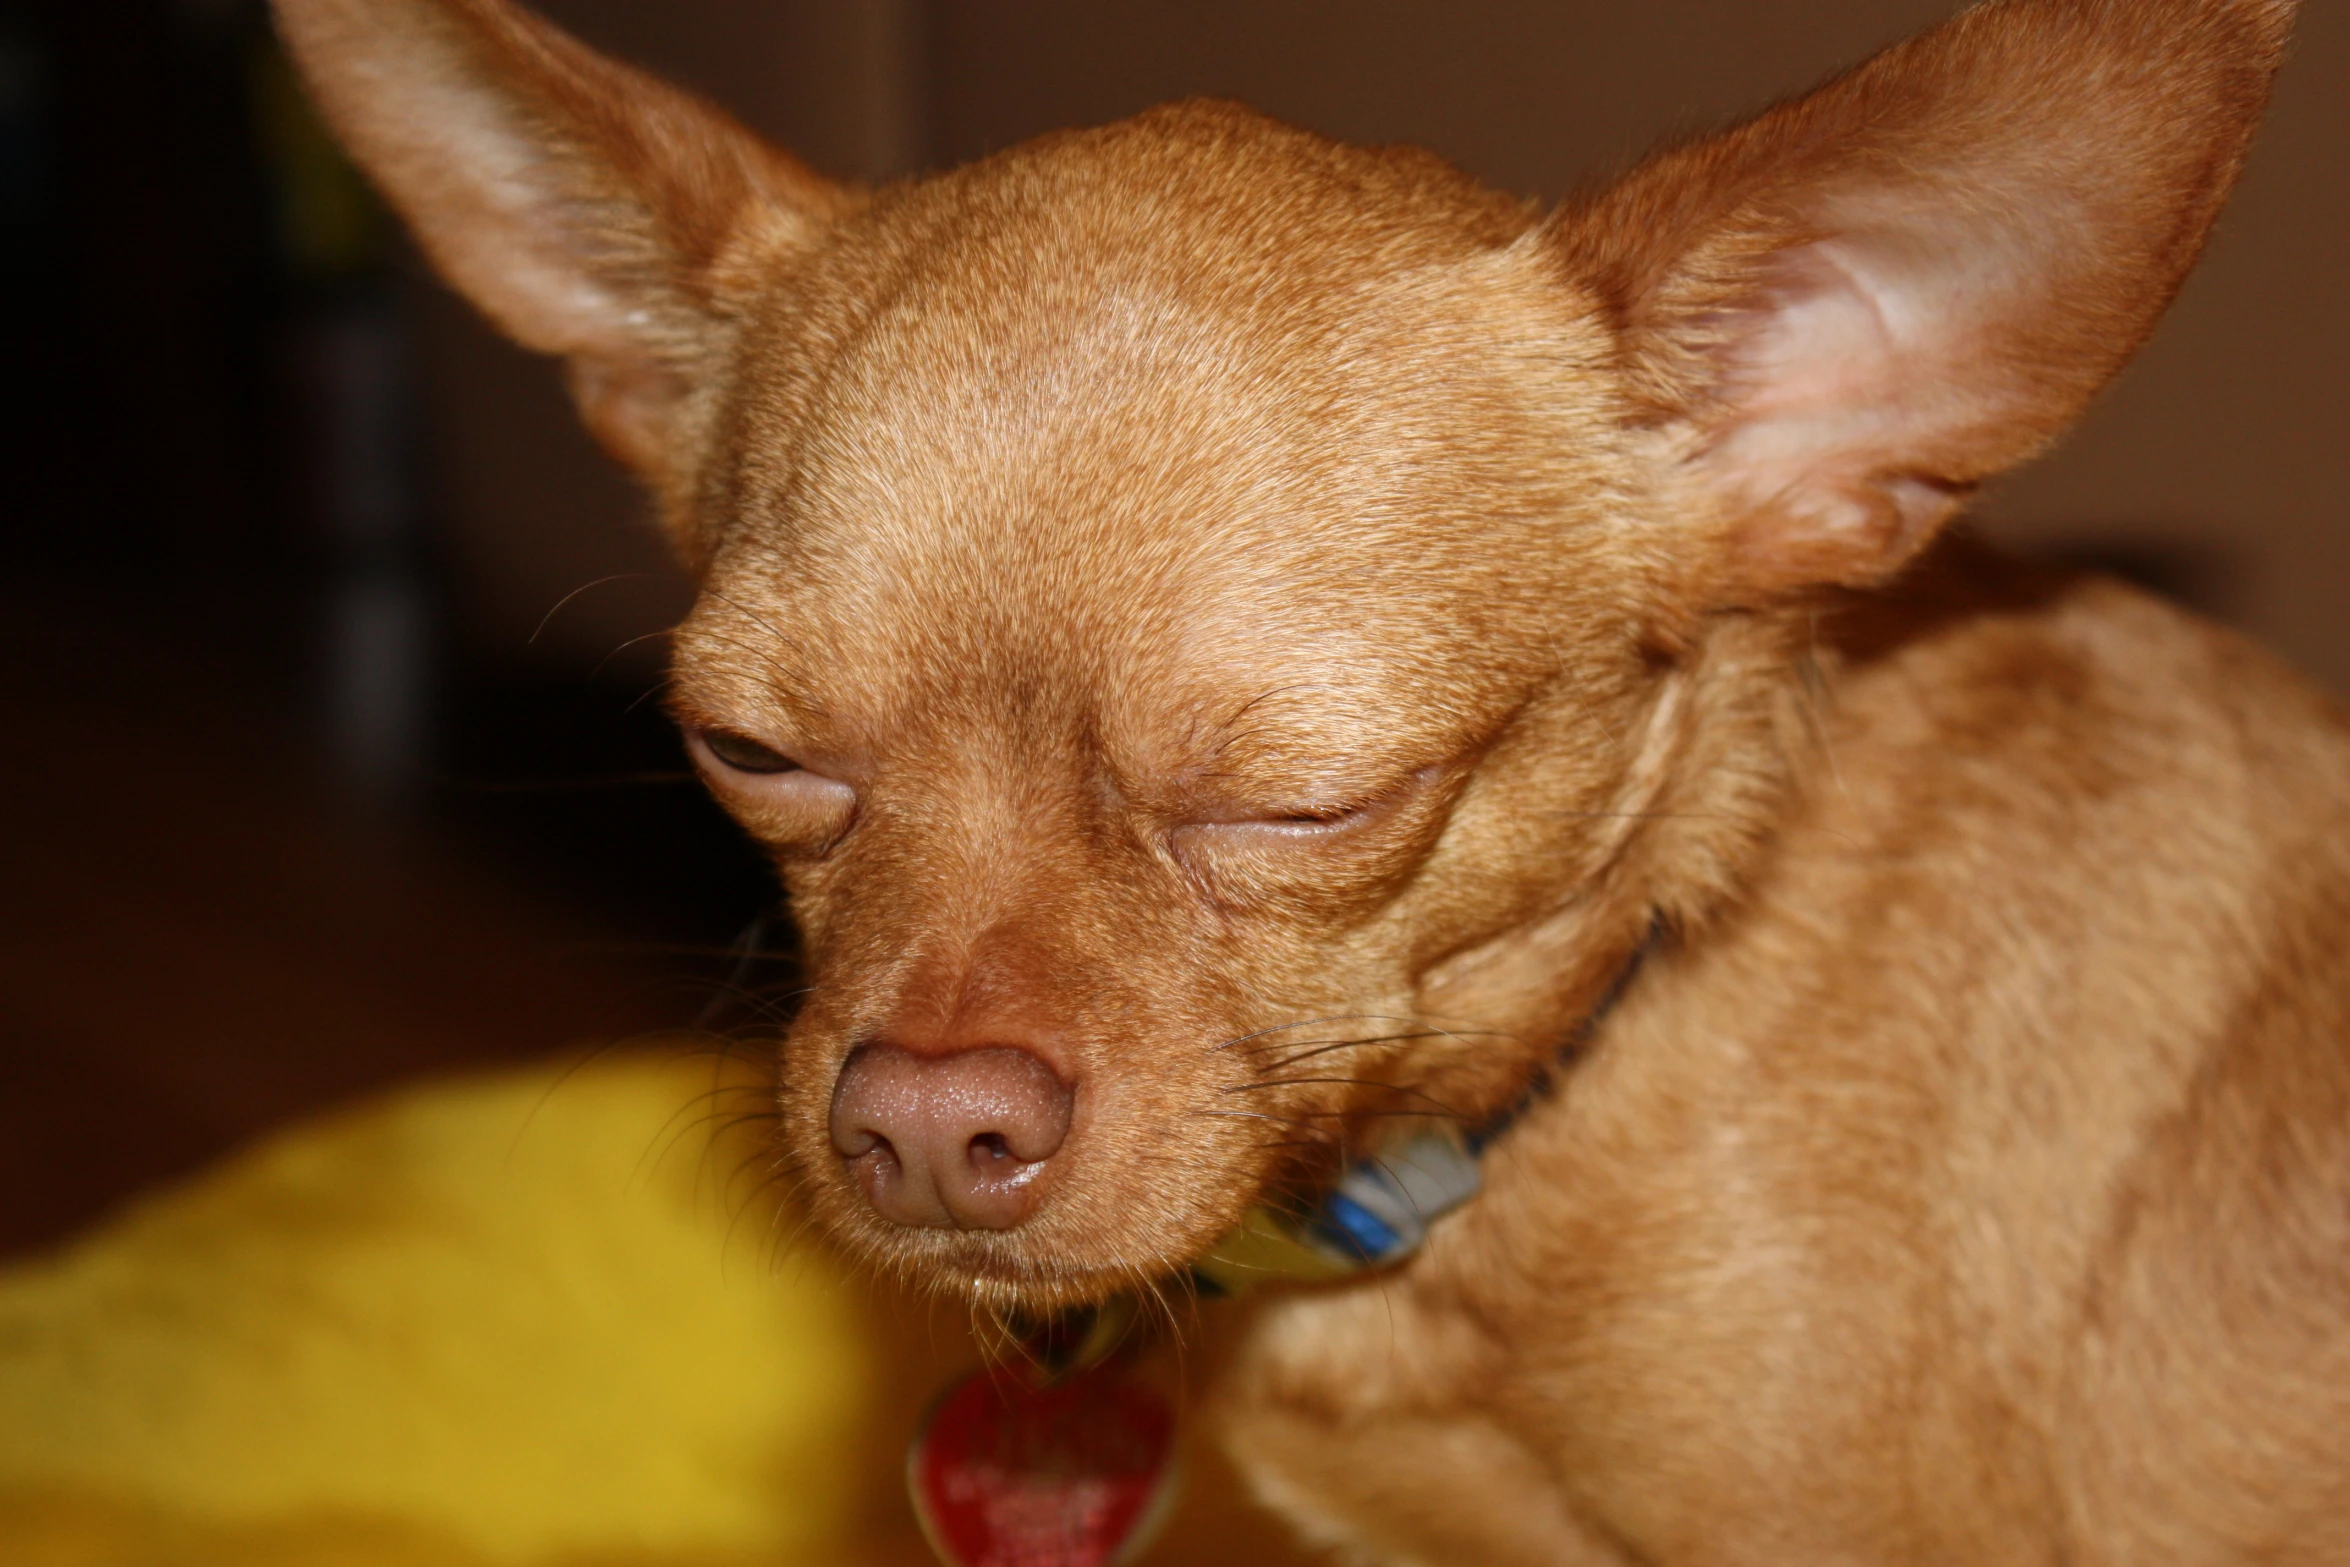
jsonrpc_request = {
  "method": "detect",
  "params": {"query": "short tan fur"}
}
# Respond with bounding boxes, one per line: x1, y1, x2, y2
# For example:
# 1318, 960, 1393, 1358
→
276, 1, 2346, 1560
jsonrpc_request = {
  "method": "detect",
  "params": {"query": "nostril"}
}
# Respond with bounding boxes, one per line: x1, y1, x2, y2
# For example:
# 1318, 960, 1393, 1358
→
838, 1126, 890, 1162
968, 1131, 1017, 1171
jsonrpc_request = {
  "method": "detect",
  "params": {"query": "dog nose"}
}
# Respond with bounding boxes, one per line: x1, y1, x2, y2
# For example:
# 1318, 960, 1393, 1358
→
827, 1044, 1074, 1230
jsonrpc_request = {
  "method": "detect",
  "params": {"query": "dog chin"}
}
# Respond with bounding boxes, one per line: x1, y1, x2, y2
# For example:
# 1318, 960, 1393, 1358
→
890, 1240, 1179, 1314
827, 1200, 1222, 1312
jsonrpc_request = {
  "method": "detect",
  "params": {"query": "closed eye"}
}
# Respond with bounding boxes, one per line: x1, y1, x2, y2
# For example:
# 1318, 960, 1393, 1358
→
684, 724, 858, 849
1180, 813, 1367, 853
1172, 769, 1435, 857
1234, 805, 1371, 834
697, 727, 799, 774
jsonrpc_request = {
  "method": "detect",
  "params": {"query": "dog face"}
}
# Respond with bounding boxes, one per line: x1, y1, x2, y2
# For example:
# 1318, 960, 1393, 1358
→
276, 0, 2290, 1307
660, 113, 1671, 1295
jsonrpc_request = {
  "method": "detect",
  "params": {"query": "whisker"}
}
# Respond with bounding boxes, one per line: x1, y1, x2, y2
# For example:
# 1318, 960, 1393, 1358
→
530, 572, 671, 646
690, 1111, 787, 1203
1243, 1032, 1466, 1071
1221, 1076, 1471, 1119
693, 914, 797, 1030
669, 626, 817, 699
1211, 1013, 1466, 1054
681, 981, 806, 1030
505, 1023, 717, 1162
697, 586, 811, 660
1210, 1106, 1471, 1123
1194, 1109, 1322, 1127
634, 1083, 775, 1188
624, 675, 675, 716
590, 626, 676, 679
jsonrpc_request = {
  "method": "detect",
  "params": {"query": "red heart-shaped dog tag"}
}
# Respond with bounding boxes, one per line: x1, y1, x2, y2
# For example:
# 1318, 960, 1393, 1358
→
908, 1363, 1180, 1567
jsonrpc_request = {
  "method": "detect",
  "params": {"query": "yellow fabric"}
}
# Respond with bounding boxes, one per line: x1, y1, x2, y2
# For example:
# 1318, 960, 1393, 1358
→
0, 1055, 874, 1566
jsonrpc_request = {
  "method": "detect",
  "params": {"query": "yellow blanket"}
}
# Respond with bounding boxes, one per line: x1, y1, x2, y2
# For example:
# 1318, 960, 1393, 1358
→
0, 1055, 878, 1566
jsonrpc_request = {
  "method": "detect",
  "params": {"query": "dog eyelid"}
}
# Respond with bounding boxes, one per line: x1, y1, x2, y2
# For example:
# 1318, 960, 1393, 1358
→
1178, 767, 1436, 846
685, 725, 859, 852
1203, 807, 1366, 839
1249, 804, 1371, 831
693, 725, 802, 775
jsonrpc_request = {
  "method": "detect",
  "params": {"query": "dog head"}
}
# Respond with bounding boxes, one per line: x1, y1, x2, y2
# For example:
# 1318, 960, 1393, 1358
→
277, 0, 2291, 1307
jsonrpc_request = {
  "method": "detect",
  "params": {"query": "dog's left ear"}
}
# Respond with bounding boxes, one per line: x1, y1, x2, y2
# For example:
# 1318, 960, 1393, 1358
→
273, 0, 859, 557
1558, 0, 2296, 597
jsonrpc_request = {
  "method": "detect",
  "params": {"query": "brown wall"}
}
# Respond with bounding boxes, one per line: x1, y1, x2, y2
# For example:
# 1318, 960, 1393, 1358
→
417, 1, 2349, 690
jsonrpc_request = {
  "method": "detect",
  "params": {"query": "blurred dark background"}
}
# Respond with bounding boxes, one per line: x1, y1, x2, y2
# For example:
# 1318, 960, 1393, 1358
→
1, 0, 2342, 1260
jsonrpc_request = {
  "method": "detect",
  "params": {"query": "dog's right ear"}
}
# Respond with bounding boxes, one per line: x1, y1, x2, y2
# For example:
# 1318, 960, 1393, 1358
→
272, 0, 857, 551
1557, 0, 2294, 602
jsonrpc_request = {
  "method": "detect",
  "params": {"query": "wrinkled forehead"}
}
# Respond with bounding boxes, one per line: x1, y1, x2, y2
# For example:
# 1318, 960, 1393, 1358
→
686, 202, 1622, 758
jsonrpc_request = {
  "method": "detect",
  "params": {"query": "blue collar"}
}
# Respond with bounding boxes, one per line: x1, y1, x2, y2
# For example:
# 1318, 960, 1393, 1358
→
1196, 926, 1657, 1291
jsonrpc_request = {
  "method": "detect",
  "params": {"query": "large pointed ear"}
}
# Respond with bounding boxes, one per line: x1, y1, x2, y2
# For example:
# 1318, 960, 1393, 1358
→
1556, 0, 2295, 597
272, 0, 858, 545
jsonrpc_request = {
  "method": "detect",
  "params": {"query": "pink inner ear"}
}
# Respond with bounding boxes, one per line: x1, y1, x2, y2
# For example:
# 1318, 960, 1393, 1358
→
1686, 214, 2032, 586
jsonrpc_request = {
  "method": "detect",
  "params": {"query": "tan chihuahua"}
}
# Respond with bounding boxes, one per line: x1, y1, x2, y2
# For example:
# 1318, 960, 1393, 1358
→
277, 0, 2348, 1560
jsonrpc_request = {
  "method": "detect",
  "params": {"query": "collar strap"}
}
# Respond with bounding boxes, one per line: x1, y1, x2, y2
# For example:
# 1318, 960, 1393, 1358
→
1193, 928, 1656, 1295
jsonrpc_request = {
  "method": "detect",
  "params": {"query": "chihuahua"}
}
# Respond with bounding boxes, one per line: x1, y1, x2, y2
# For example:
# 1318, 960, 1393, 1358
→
277, 0, 2346, 1560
